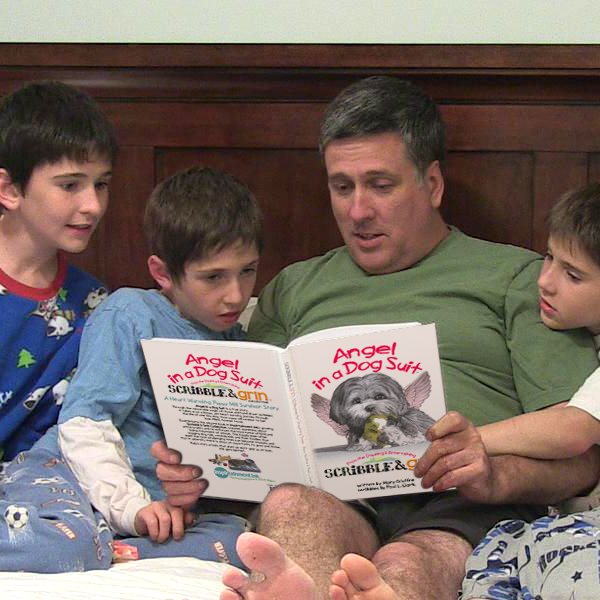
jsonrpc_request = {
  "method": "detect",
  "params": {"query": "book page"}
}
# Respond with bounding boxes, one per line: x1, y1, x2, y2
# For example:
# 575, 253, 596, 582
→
288, 323, 446, 500
142, 338, 307, 502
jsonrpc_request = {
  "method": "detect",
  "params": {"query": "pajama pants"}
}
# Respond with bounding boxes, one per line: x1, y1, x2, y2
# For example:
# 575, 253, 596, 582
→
0, 446, 249, 573
461, 511, 600, 600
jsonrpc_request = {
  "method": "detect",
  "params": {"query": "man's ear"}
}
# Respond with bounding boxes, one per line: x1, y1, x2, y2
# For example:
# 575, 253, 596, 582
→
0, 169, 22, 212
425, 160, 444, 209
147, 255, 174, 292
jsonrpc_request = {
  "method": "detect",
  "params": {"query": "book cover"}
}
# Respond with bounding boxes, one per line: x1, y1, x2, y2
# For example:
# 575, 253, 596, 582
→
142, 322, 446, 502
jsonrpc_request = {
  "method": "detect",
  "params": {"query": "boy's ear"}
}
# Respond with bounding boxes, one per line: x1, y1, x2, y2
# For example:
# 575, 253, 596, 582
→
147, 255, 174, 291
0, 169, 22, 212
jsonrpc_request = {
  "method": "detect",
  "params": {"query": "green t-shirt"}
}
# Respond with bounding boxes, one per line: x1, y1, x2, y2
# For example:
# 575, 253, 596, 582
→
249, 228, 598, 426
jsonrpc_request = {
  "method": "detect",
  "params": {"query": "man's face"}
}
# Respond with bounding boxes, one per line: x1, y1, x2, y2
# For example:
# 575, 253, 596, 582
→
538, 235, 600, 335
324, 132, 445, 274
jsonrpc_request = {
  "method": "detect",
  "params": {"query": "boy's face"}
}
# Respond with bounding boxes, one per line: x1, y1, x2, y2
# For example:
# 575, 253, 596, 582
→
5, 155, 112, 256
538, 235, 600, 335
163, 241, 259, 332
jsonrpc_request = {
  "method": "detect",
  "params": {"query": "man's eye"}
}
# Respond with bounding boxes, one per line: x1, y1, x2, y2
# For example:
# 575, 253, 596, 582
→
332, 182, 351, 194
372, 181, 393, 192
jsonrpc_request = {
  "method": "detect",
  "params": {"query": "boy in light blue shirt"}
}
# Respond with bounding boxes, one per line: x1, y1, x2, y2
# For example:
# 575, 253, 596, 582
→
57, 166, 262, 564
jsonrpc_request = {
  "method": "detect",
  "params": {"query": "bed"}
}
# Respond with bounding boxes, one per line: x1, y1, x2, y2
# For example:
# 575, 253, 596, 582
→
2, 42, 600, 594
0, 557, 228, 599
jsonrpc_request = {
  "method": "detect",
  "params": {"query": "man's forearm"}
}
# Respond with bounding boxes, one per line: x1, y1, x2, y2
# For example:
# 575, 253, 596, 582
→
489, 445, 600, 505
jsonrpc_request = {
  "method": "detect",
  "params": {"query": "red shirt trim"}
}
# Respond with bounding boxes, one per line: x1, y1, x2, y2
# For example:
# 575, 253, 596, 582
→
0, 254, 68, 301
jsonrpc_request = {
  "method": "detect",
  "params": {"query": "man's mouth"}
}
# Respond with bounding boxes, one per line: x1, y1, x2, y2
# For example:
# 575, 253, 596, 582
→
353, 232, 384, 245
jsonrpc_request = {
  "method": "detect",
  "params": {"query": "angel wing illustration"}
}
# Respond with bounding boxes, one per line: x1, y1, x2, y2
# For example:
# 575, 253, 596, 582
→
310, 393, 350, 437
403, 371, 431, 410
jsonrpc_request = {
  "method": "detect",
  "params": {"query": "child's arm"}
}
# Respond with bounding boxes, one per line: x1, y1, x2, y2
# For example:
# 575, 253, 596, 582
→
57, 293, 185, 539
479, 404, 600, 459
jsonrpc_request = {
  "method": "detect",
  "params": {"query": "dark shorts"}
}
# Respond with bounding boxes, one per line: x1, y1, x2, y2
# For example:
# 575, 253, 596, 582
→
361, 491, 547, 548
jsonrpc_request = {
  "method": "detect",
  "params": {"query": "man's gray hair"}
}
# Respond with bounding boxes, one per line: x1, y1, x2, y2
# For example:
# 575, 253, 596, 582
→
319, 76, 446, 180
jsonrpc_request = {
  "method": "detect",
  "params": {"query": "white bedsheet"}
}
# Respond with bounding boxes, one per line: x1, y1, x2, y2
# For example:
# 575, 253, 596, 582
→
0, 557, 228, 600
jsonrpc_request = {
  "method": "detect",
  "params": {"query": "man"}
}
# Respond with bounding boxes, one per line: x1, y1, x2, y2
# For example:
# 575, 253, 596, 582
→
154, 76, 600, 600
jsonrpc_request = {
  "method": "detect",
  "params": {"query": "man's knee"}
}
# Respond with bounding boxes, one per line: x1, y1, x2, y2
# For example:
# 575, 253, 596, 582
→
374, 529, 472, 575
261, 483, 343, 519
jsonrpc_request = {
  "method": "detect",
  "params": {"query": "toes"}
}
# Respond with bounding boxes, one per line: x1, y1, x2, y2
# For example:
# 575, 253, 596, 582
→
340, 553, 381, 590
222, 565, 249, 591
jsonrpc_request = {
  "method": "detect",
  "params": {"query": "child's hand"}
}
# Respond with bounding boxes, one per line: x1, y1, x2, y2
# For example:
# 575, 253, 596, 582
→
134, 500, 193, 542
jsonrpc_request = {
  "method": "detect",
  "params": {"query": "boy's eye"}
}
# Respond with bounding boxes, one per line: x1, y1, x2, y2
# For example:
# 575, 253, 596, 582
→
60, 181, 79, 192
242, 266, 257, 276
95, 180, 110, 190
567, 271, 581, 282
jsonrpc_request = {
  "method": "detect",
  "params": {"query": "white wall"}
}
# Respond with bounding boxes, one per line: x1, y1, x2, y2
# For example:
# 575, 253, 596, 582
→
1, 0, 599, 44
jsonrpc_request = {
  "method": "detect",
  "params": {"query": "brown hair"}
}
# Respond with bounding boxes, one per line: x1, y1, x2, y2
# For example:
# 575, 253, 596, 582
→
548, 182, 600, 267
144, 166, 263, 280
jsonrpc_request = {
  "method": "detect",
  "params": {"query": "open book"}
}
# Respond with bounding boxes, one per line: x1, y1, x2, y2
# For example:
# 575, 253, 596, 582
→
142, 322, 447, 502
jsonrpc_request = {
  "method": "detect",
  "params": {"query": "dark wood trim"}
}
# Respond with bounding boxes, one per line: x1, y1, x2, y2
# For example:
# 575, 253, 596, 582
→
2, 43, 600, 69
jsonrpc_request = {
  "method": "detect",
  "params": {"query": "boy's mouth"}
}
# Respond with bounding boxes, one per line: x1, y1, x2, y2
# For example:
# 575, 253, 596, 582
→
539, 296, 556, 316
219, 311, 240, 324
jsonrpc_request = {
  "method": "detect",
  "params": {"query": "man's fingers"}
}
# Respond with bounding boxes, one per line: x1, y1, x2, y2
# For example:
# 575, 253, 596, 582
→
156, 462, 202, 483
151, 439, 182, 465
425, 411, 470, 441
416, 433, 466, 477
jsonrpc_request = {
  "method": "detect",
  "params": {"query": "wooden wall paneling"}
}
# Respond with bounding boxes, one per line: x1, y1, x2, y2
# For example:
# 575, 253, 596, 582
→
532, 152, 588, 253
443, 105, 600, 153
3, 43, 600, 69
2, 43, 600, 292
442, 152, 534, 249
589, 154, 600, 183
155, 148, 339, 290
67, 146, 156, 290
103, 101, 325, 148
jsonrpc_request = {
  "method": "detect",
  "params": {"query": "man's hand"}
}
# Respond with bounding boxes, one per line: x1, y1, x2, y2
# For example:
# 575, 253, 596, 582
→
414, 411, 497, 503
134, 500, 190, 542
151, 439, 209, 510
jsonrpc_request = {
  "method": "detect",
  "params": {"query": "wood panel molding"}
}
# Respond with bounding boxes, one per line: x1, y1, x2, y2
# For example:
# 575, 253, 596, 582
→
2, 43, 600, 290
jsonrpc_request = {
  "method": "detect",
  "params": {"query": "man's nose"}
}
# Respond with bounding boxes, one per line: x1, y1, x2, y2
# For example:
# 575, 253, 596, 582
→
348, 187, 375, 221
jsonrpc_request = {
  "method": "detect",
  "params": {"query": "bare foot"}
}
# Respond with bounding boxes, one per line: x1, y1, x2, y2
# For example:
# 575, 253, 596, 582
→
329, 554, 398, 600
220, 531, 320, 600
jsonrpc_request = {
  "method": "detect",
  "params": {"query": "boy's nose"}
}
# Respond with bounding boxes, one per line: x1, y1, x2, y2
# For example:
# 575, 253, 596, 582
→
224, 280, 244, 305
81, 187, 106, 216
537, 265, 555, 295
